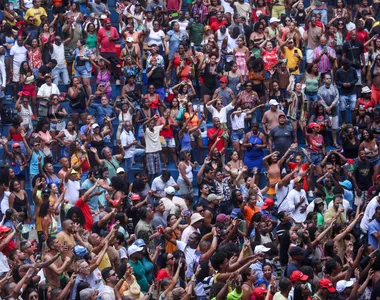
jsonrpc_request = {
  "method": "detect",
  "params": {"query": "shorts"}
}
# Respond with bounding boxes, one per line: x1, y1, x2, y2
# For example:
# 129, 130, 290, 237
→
339, 94, 357, 111
160, 136, 176, 148
52, 5, 65, 14
15, 172, 26, 182
309, 152, 323, 165
74, 65, 91, 79
190, 130, 201, 142
330, 115, 339, 130
22, 84, 37, 97
231, 129, 244, 142
12, 65, 20, 82
146, 151, 161, 175
264, 71, 271, 81
306, 49, 314, 64
70, 106, 87, 114
369, 156, 380, 166
253, 83, 266, 98
50, 120, 66, 131
202, 85, 215, 96
305, 91, 318, 102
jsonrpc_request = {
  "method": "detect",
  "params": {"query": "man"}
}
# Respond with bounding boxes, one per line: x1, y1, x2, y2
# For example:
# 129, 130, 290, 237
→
37, 59, 57, 87
120, 120, 146, 177
313, 36, 336, 77
120, 38, 142, 69
273, 278, 292, 300
151, 200, 167, 230
22, 16, 40, 45
336, 59, 358, 124
250, 245, 271, 278
351, 149, 373, 201
97, 18, 120, 84
360, 194, 380, 234
286, 177, 308, 223
190, 0, 208, 23
37, 73, 60, 99
324, 195, 346, 225
135, 206, 162, 251
181, 213, 204, 243
211, 77, 236, 107
210, 11, 228, 32
262, 99, 286, 135
285, 246, 305, 277
151, 170, 179, 199
343, 30, 365, 89
0, 59, 5, 116
197, 158, 217, 194
56, 220, 79, 260
368, 206, 380, 248
24, 0, 47, 26
280, 38, 303, 82
89, 97, 116, 127
143, 116, 167, 181
160, 186, 188, 214
187, 15, 204, 49
43, 237, 72, 289
204, 194, 222, 229
81, 171, 103, 221
64, 168, 80, 205
269, 115, 296, 158
313, 278, 337, 300
48, 34, 72, 86
265, 18, 280, 40
88, 0, 109, 16
101, 267, 119, 300
304, 15, 323, 67
207, 117, 227, 152
233, 0, 250, 21
10, 36, 28, 98
318, 74, 339, 147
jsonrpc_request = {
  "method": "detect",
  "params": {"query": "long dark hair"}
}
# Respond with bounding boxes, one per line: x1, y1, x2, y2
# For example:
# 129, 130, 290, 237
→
39, 199, 50, 218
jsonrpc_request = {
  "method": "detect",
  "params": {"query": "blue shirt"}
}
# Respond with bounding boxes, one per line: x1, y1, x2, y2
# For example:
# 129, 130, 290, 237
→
30, 150, 44, 176
90, 103, 115, 126
368, 219, 380, 248
82, 179, 103, 211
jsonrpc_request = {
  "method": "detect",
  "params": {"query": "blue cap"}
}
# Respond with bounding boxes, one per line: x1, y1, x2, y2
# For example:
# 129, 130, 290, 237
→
230, 208, 242, 219
72, 245, 88, 258
339, 180, 352, 190
255, 278, 269, 287
134, 239, 146, 247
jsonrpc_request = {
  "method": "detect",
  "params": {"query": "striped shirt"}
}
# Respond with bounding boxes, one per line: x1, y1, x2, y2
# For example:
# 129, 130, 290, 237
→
313, 45, 336, 73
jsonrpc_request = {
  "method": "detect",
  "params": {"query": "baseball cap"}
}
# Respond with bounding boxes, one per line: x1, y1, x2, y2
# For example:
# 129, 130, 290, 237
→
219, 77, 228, 83
79, 288, 93, 300
216, 214, 230, 223
314, 197, 324, 205
290, 270, 309, 282
100, 14, 107, 19
131, 194, 141, 201
116, 167, 125, 174
339, 180, 352, 190
207, 194, 223, 202
269, 99, 279, 106
288, 246, 305, 257
308, 122, 320, 130
336, 280, 354, 293
126, 37, 134, 43
269, 17, 280, 23
0, 226, 11, 233
42, 187, 51, 195
254, 245, 271, 254
253, 287, 267, 297
204, 25, 211, 31
319, 278, 337, 293
134, 239, 146, 247
91, 123, 100, 129
127, 244, 144, 257
262, 198, 275, 210
164, 186, 176, 195
190, 213, 204, 225
71, 169, 79, 175
12, 143, 21, 149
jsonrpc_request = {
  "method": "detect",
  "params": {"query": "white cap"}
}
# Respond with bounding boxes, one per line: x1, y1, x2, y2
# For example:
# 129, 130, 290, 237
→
126, 37, 134, 43
190, 213, 204, 225
269, 17, 280, 23
127, 244, 144, 257
336, 280, 354, 293
91, 123, 100, 129
361, 86, 372, 94
254, 245, 271, 254
256, 11, 263, 17
269, 99, 279, 106
164, 186, 176, 195
100, 14, 107, 20
116, 167, 125, 174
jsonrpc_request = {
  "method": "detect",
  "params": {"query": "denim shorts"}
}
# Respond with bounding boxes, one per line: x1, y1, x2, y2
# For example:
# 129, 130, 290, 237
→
74, 65, 91, 79
231, 130, 244, 142
309, 152, 323, 165
70, 106, 87, 114
160, 137, 176, 148
369, 156, 380, 166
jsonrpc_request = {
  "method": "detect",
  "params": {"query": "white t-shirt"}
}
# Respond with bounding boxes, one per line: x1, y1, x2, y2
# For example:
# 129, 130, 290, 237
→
360, 196, 380, 233
286, 188, 308, 223
51, 44, 66, 68
181, 226, 198, 244
161, 196, 188, 214
146, 29, 165, 46
10, 44, 28, 66
65, 179, 80, 206
275, 180, 294, 213
0, 191, 10, 215
144, 125, 163, 153
37, 83, 60, 98
231, 112, 246, 130
151, 176, 177, 197
206, 103, 234, 123
120, 129, 136, 159
176, 241, 198, 279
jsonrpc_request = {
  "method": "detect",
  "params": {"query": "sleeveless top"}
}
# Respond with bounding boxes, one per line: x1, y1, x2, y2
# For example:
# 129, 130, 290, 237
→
227, 73, 241, 96
178, 162, 193, 182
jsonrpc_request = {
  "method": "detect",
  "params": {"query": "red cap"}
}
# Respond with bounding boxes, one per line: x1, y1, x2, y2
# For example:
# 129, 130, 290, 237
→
131, 194, 141, 201
308, 122, 320, 130
253, 287, 268, 297
104, 18, 111, 23
262, 198, 275, 210
12, 143, 21, 149
290, 270, 309, 282
319, 278, 336, 293
0, 226, 11, 234
219, 77, 228, 83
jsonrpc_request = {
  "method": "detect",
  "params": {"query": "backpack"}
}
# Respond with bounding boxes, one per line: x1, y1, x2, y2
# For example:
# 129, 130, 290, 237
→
1, 105, 16, 124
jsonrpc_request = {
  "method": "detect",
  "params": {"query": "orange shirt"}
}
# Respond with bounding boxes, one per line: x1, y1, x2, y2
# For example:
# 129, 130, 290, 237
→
243, 205, 261, 225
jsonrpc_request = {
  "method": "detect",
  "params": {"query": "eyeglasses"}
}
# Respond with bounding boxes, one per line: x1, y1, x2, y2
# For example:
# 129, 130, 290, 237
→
52, 97, 58, 100
167, 256, 174, 260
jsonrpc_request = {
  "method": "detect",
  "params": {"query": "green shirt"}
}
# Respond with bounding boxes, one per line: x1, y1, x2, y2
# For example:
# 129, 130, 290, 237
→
317, 212, 324, 226
129, 260, 149, 293
190, 23, 204, 46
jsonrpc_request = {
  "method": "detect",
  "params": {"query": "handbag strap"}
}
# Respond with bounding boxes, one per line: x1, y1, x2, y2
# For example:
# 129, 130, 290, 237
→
277, 185, 290, 210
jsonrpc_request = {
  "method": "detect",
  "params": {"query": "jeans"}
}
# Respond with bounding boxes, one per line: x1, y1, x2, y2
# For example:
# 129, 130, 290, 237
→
313, 9, 328, 24
339, 94, 357, 111
305, 91, 318, 102
124, 148, 146, 171
52, 66, 69, 85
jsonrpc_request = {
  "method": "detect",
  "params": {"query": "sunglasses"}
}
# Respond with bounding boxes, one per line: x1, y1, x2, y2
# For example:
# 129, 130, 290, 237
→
198, 209, 205, 213
167, 256, 174, 260
118, 172, 125, 175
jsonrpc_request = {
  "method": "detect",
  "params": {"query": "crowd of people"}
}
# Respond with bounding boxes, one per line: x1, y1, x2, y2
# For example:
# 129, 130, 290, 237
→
0, 0, 380, 299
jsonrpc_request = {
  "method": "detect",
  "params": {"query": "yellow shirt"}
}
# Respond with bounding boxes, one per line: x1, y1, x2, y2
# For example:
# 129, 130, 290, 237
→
24, 7, 47, 26
98, 253, 112, 271
282, 46, 303, 75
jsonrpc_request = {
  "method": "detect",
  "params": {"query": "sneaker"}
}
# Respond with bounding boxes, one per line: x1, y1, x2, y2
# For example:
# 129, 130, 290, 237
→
116, 79, 121, 85
308, 191, 314, 197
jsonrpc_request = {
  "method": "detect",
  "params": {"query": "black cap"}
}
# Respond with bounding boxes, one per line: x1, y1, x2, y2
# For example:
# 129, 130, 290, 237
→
42, 187, 51, 195
289, 246, 305, 257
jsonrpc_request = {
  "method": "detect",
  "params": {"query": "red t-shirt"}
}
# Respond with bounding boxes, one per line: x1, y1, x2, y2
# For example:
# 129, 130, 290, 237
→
207, 127, 225, 151
97, 27, 119, 53
158, 117, 175, 139
2, 239, 16, 256
288, 162, 309, 191
346, 30, 368, 53
210, 20, 228, 32
75, 197, 93, 231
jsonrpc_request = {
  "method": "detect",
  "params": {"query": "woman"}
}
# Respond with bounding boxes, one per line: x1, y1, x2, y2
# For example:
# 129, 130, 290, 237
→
225, 62, 244, 96
121, 75, 141, 102
3, 208, 18, 233
308, 104, 330, 141
233, 36, 249, 78
252, 0, 269, 22
68, 2, 83, 24
114, 97, 134, 140
3, 23, 15, 83
156, 252, 176, 281
167, 43, 188, 85
40, 162, 60, 186
145, 20, 167, 55
288, 81, 307, 133
340, 125, 360, 159
355, 106, 371, 135
15, 95, 33, 133
183, 102, 204, 163
313, 198, 325, 226
135, 98, 156, 145
165, 22, 186, 61
200, 54, 221, 109
208, 0, 223, 25
282, 21, 301, 48
370, 54, 380, 104
303, 63, 320, 102
372, 111, 380, 142
172, 80, 196, 105
158, 109, 178, 168
165, 214, 188, 254
225, 150, 244, 180
250, 22, 266, 48
73, 39, 92, 96
87, 122, 111, 167
9, 179, 31, 224
91, 57, 112, 99
237, 81, 260, 128
67, 77, 88, 129
359, 129, 380, 177
19, 61, 37, 116
145, 83, 167, 116
243, 123, 267, 185
27, 38, 43, 78
260, 40, 279, 87
55, 121, 78, 158
147, 60, 167, 107
39, 23, 54, 65
35, 118, 54, 162
39, 198, 58, 241
268, 80, 285, 110
248, 59, 266, 109
83, 22, 97, 53
121, 55, 141, 82
177, 150, 196, 196
304, 123, 325, 195
334, 19, 347, 63
69, 140, 91, 183
7, 116, 27, 155
355, 87, 375, 116
3, 140, 27, 190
